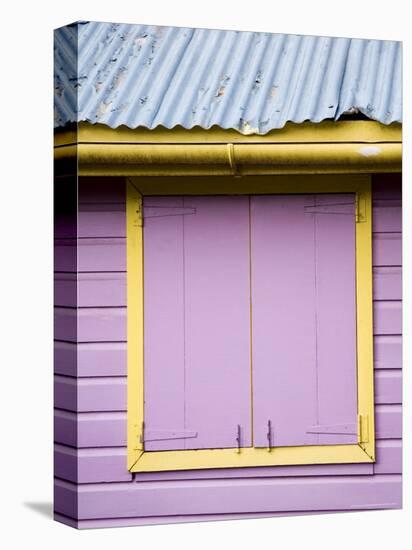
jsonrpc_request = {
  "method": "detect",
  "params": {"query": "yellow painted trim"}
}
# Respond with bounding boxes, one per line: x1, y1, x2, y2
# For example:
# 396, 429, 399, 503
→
355, 183, 375, 460
126, 180, 145, 470
127, 175, 374, 472
54, 121, 401, 176
54, 120, 402, 146
133, 444, 372, 472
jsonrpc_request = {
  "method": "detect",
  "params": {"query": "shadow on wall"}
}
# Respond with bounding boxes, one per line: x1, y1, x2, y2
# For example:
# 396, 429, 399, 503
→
23, 502, 53, 519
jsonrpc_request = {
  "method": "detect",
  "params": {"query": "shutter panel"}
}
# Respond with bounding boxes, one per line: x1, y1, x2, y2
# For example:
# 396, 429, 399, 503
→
251, 194, 358, 448
143, 196, 251, 451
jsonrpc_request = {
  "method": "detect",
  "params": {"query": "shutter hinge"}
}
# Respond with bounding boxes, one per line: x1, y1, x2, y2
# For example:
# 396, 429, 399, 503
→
355, 193, 367, 223
307, 423, 357, 435
142, 205, 196, 225
267, 419, 273, 452
358, 414, 369, 444
141, 428, 198, 443
236, 424, 241, 453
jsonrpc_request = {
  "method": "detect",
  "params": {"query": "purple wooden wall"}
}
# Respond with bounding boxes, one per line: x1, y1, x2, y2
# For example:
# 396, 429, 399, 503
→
54, 175, 402, 529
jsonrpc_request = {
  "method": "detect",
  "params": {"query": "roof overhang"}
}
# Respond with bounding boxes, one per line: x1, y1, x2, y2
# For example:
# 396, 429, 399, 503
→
54, 120, 402, 176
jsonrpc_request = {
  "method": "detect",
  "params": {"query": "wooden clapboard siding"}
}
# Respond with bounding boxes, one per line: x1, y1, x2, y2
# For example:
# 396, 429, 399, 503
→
54, 175, 402, 527
372, 233, 402, 266
374, 336, 402, 370
55, 273, 127, 308
55, 404, 401, 450
374, 370, 402, 404
55, 410, 127, 447
373, 267, 401, 300
55, 307, 126, 343
54, 341, 127, 377
54, 443, 373, 484
54, 475, 401, 520
54, 376, 127, 412
374, 440, 402, 474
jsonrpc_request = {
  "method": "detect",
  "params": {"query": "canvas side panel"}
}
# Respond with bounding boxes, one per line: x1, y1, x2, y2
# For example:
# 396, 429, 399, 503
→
372, 174, 402, 478
54, 176, 133, 528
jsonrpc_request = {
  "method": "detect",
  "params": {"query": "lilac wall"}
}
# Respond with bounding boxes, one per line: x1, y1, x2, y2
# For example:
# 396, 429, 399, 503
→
54, 174, 402, 528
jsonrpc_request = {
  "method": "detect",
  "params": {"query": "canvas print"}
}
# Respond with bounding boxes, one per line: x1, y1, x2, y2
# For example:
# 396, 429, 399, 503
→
54, 21, 402, 528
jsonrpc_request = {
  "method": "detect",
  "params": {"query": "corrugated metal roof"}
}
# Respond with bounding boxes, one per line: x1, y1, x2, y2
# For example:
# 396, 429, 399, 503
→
54, 21, 402, 134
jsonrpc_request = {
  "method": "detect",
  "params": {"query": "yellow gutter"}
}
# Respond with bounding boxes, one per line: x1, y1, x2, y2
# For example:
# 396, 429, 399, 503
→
54, 121, 402, 176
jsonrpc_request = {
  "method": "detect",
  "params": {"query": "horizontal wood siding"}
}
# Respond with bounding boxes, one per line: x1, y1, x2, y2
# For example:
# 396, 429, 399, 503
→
54, 175, 402, 527
55, 475, 401, 520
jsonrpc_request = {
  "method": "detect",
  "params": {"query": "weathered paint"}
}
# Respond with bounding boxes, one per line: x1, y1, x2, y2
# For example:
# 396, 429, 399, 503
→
54, 174, 402, 528
54, 22, 402, 132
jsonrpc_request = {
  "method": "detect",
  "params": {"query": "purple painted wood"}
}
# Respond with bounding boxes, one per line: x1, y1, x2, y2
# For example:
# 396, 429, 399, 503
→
251, 194, 357, 447
54, 238, 126, 273
78, 343, 126, 376
79, 177, 126, 204
55, 307, 126, 343
78, 205, 125, 238
143, 197, 185, 451
374, 370, 402, 404
55, 205, 125, 239
55, 444, 372, 484
54, 375, 127, 412
54, 273, 126, 307
372, 174, 402, 198
374, 440, 402, 474
137, 462, 372, 482
54, 475, 401, 520
54, 410, 77, 447
54, 307, 76, 342
375, 405, 402, 439
54, 341, 78, 376
54, 239, 77, 272
54, 444, 132, 483
54, 410, 127, 447
373, 301, 402, 335
54, 176, 402, 529
54, 342, 127, 377
373, 206, 402, 233
144, 196, 251, 451
373, 267, 402, 300
372, 233, 402, 266
374, 336, 402, 370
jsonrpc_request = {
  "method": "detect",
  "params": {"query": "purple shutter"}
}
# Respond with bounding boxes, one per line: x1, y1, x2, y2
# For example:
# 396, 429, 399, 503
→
251, 194, 358, 447
143, 196, 251, 451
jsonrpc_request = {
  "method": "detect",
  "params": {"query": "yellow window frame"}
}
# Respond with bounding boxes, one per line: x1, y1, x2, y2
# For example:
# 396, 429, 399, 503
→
127, 174, 374, 473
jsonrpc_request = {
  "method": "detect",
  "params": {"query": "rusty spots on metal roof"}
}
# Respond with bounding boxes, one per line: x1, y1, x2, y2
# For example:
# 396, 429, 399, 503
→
54, 21, 402, 133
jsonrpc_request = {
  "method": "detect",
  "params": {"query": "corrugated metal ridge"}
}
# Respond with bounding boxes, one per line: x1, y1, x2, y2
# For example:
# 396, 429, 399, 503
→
54, 21, 402, 134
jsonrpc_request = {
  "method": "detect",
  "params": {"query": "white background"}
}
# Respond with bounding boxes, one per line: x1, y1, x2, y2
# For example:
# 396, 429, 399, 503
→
1, 1, 409, 548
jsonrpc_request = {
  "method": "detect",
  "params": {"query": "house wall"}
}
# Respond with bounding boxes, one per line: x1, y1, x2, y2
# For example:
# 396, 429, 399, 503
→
54, 174, 402, 528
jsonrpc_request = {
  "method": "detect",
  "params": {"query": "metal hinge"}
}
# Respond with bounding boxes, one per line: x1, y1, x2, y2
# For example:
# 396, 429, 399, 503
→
236, 424, 242, 453
358, 414, 370, 444
142, 205, 196, 225
267, 420, 273, 452
307, 423, 357, 435
141, 426, 198, 443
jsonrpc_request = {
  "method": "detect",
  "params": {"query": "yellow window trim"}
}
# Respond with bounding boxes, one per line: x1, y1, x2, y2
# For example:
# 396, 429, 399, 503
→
127, 174, 374, 472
